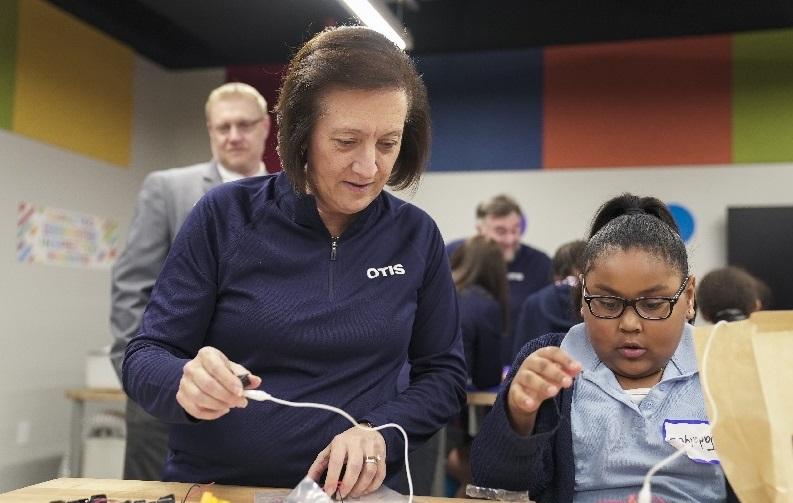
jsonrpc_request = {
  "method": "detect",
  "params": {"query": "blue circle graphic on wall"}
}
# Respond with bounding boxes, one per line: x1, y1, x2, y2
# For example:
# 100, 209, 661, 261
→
667, 203, 695, 243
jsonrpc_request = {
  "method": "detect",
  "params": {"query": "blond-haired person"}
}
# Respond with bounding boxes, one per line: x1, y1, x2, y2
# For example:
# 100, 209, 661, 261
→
110, 82, 271, 480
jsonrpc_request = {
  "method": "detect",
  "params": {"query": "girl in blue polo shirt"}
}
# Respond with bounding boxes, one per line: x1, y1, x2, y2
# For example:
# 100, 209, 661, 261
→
471, 194, 736, 503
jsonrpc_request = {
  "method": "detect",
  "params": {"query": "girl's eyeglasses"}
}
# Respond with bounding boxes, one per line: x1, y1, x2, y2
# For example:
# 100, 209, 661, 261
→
582, 276, 689, 320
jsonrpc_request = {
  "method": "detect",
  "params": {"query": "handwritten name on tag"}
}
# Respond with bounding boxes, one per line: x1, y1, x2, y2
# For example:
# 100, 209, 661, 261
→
663, 419, 720, 464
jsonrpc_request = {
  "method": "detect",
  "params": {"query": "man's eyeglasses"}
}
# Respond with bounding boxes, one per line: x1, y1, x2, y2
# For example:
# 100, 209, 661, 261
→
582, 276, 690, 320
210, 117, 264, 136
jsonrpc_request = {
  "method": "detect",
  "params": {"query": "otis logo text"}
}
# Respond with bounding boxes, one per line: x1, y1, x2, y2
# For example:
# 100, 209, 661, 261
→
366, 264, 405, 278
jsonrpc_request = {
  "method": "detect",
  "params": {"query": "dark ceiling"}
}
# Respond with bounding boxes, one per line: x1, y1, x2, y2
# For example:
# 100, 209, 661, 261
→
48, 0, 793, 69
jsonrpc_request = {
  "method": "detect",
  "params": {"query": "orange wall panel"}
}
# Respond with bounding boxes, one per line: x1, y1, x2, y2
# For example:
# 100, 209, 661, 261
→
543, 35, 732, 169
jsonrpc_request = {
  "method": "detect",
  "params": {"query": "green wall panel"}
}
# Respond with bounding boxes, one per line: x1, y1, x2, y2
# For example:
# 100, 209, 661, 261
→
733, 29, 793, 163
0, 0, 18, 130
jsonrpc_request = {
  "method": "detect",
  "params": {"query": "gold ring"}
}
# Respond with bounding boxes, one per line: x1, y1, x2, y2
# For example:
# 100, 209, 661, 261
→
364, 454, 381, 465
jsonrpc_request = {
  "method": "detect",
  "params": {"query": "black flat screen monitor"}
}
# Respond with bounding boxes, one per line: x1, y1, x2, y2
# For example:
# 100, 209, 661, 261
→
727, 206, 793, 310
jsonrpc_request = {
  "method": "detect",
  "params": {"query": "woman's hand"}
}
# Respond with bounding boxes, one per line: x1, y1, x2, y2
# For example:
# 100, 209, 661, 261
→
507, 346, 581, 436
176, 346, 262, 420
307, 424, 387, 499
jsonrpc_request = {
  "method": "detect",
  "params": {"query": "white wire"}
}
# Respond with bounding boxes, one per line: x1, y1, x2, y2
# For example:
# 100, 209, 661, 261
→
637, 448, 687, 503
244, 389, 413, 503
637, 320, 727, 503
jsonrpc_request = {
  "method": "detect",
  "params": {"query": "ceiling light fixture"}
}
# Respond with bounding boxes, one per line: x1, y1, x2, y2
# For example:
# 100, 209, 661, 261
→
338, 0, 413, 50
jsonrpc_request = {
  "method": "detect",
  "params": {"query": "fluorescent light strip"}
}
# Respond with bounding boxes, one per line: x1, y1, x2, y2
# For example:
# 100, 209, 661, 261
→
340, 0, 409, 50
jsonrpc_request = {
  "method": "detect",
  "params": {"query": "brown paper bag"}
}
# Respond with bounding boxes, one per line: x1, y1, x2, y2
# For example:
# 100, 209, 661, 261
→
693, 311, 793, 503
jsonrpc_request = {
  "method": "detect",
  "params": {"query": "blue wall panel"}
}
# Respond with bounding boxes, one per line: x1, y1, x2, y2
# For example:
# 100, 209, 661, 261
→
418, 49, 542, 172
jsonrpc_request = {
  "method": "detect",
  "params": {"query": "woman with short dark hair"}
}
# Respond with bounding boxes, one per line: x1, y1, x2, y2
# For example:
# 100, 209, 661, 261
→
276, 25, 430, 194
123, 26, 465, 499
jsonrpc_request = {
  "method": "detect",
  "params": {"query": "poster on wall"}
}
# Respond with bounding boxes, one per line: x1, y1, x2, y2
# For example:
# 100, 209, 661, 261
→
16, 202, 119, 269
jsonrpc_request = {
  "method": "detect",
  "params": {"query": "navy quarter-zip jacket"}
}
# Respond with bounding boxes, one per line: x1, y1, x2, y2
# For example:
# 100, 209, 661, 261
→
123, 171, 467, 487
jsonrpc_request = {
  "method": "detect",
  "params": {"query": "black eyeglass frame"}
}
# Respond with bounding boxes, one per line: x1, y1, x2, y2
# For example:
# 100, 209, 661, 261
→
582, 275, 690, 320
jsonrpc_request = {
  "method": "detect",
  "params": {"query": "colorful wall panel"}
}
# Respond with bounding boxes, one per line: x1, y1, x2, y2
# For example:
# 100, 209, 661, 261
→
233, 29, 793, 173
1, 0, 134, 166
733, 30, 793, 163
3, 0, 788, 171
543, 35, 732, 169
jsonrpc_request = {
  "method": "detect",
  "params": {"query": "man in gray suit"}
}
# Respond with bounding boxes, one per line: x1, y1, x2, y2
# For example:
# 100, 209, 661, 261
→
110, 82, 271, 480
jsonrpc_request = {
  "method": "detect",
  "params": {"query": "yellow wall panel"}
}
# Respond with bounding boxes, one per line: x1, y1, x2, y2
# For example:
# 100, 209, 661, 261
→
13, 0, 134, 166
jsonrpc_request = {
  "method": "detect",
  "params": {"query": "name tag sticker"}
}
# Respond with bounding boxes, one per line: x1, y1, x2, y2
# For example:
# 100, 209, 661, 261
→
662, 419, 720, 464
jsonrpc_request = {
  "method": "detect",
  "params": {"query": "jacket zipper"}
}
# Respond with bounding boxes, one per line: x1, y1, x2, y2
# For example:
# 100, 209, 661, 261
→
329, 236, 339, 299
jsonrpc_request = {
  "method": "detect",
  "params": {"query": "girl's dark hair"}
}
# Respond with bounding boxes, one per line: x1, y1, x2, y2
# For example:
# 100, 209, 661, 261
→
697, 266, 761, 323
589, 193, 680, 237
276, 26, 431, 193
582, 193, 688, 278
451, 236, 510, 334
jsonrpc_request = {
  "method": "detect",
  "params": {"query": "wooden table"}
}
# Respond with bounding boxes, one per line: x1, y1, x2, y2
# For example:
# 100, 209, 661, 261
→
65, 388, 127, 477
465, 391, 497, 436
466, 391, 497, 407
0, 478, 470, 502
62, 390, 494, 489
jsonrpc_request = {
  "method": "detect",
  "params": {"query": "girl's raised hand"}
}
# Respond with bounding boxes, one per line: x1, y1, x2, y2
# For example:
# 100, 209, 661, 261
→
507, 346, 581, 436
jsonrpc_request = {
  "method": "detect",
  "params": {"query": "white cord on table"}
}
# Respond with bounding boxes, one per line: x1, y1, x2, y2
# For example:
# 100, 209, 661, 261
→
244, 389, 413, 503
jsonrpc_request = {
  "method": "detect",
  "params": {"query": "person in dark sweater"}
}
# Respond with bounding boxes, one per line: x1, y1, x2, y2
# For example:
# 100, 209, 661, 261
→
123, 26, 466, 500
451, 235, 510, 390
471, 194, 735, 503
697, 266, 762, 323
447, 195, 552, 366
512, 240, 586, 356
445, 235, 510, 496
